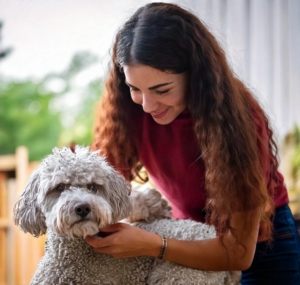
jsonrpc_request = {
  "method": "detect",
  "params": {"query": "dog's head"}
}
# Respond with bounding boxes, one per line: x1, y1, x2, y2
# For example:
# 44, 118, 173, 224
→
13, 146, 132, 238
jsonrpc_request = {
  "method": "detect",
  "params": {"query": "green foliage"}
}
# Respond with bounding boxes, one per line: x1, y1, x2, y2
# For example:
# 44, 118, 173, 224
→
284, 125, 300, 184
0, 80, 63, 161
0, 50, 103, 161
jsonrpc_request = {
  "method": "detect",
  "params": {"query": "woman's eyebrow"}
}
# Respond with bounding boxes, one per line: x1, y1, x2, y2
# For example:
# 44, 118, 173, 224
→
148, 82, 173, 90
125, 81, 173, 90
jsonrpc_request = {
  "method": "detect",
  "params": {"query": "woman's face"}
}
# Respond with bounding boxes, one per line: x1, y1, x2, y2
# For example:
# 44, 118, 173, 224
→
123, 64, 188, 125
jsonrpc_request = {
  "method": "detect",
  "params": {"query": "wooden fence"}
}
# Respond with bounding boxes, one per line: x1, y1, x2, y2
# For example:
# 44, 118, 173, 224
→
0, 147, 45, 285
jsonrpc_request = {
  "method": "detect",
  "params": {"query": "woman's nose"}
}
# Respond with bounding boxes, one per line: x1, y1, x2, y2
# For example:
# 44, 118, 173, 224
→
131, 92, 158, 113
140, 93, 158, 113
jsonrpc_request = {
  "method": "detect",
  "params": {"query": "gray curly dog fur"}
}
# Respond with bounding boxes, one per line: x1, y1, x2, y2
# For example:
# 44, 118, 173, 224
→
13, 146, 241, 285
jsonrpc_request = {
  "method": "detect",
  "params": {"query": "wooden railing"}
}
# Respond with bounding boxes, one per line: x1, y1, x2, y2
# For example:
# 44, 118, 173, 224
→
0, 147, 45, 285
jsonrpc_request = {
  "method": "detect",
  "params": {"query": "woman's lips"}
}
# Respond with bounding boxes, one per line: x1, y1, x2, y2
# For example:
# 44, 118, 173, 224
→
151, 108, 170, 119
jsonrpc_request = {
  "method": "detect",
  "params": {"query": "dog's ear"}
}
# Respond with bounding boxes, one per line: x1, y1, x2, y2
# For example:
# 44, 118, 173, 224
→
106, 170, 132, 222
13, 167, 47, 237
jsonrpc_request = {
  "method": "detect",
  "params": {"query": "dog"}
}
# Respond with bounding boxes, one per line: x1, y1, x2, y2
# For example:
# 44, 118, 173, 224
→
13, 146, 241, 285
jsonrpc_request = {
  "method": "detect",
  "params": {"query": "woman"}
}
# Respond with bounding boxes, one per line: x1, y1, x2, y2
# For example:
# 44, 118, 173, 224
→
85, 2, 300, 284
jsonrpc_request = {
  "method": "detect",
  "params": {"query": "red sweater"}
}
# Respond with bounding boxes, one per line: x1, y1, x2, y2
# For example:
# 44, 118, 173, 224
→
134, 109, 289, 222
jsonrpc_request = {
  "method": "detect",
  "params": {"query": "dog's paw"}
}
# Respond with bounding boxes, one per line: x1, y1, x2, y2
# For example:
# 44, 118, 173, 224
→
126, 185, 172, 223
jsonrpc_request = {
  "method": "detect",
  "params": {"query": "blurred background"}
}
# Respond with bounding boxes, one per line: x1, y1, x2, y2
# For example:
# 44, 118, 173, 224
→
0, 0, 300, 284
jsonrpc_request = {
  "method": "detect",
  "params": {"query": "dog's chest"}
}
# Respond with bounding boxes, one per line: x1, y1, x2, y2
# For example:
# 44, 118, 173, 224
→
30, 231, 154, 285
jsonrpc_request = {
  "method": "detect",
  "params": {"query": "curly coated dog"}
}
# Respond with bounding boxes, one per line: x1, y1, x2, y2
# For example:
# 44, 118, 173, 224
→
13, 146, 240, 285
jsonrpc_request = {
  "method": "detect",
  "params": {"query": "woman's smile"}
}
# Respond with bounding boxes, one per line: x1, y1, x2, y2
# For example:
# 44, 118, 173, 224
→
151, 108, 170, 119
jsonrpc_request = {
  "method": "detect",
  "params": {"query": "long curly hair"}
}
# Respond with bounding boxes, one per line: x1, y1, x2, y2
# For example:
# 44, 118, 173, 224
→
92, 3, 278, 239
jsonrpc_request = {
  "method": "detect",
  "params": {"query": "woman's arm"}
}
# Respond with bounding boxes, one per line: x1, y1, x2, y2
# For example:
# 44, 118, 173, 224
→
165, 209, 260, 271
85, 208, 260, 271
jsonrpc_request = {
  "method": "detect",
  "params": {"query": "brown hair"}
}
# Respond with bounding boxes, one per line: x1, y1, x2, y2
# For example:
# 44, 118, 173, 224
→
92, 3, 278, 240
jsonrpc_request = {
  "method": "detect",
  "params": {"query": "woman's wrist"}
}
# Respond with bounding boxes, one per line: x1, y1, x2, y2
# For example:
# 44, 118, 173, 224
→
143, 232, 163, 257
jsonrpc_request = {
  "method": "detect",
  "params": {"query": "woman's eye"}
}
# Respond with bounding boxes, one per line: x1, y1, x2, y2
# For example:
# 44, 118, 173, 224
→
56, 183, 65, 192
87, 183, 97, 193
130, 88, 139, 93
156, 89, 170, 95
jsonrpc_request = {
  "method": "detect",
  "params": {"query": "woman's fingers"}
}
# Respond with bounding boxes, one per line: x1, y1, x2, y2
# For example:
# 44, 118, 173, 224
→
85, 229, 119, 249
84, 223, 161, 258
99, 222, 128, 232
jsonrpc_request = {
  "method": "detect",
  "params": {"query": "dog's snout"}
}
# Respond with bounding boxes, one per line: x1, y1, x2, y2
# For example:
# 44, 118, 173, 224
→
75, 204, 91, 218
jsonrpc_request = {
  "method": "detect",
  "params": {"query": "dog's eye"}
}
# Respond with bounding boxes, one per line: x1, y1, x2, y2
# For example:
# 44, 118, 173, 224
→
87, 183, 97, 193
56, 183, 65, 192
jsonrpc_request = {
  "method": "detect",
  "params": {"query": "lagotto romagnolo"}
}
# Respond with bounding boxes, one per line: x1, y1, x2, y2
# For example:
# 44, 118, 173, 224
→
13, 146, 241, 285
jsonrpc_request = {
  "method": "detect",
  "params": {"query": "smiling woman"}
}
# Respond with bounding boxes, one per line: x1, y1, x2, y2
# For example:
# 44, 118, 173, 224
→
90, 2, 300, 284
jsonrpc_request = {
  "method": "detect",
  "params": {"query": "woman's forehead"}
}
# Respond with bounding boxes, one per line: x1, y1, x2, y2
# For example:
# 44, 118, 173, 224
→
123, 64, 185, 87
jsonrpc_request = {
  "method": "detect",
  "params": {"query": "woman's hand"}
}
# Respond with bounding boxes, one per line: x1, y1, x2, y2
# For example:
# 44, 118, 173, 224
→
85, 222, 161, 259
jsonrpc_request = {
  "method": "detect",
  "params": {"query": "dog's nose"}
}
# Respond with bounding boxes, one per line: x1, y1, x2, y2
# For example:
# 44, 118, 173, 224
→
75, 204, 91, 218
